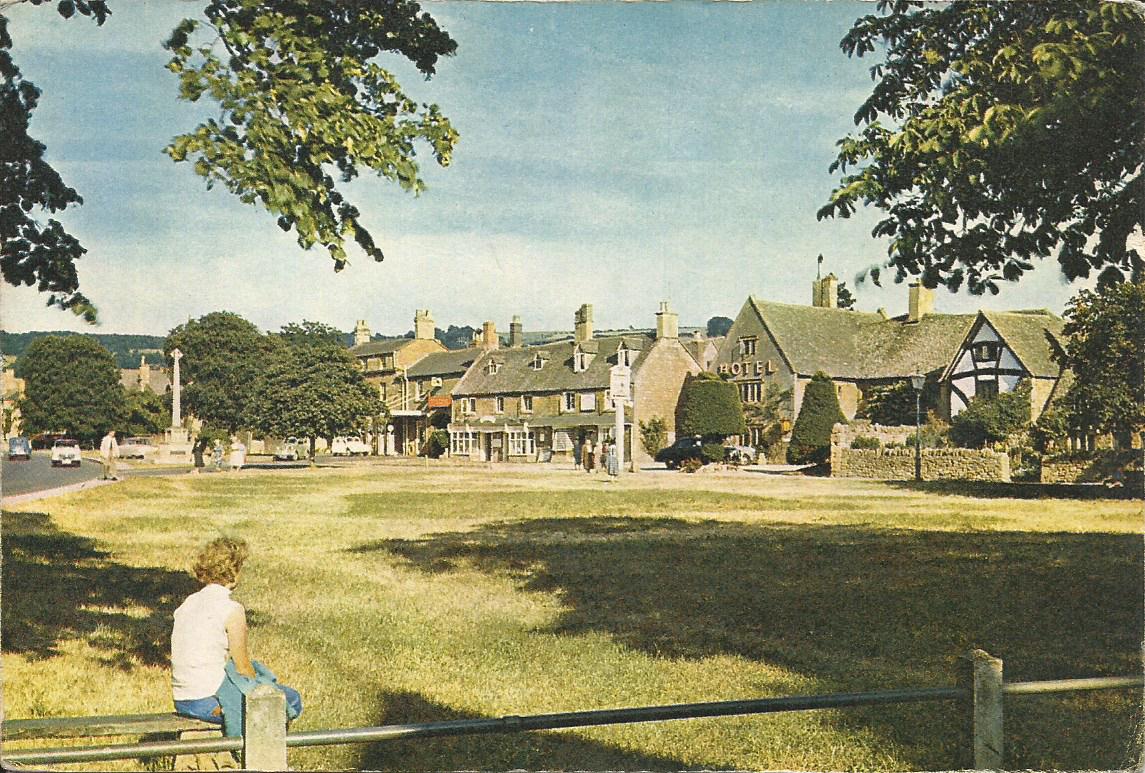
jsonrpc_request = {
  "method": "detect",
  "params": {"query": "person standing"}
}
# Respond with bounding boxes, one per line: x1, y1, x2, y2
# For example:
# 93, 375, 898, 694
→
229, 438, 246, 472
573, 437, 583, 470
212, 440, 225, 471
99, 429, 119, 481
583, 436, 595, 473
606, 441, 619, 477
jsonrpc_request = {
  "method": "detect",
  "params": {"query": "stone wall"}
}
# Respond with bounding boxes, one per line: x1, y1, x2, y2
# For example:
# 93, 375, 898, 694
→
831, 446, 1011, 482
1040, 451, 1141, 484
832, 420, 914, 449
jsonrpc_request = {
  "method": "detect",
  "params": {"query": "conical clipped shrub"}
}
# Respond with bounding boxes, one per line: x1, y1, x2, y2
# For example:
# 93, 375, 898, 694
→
787, 371, 845, 464
678, 372, 746, 440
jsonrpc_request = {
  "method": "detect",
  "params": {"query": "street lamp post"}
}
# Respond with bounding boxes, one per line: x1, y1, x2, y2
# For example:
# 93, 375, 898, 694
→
909, 373, 925, 481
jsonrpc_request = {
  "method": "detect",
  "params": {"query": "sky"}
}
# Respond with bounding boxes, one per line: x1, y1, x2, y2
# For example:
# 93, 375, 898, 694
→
2, 0, 1100, 337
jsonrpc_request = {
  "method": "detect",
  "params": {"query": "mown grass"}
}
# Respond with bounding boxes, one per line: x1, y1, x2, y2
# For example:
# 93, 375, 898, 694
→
3, 467, 1141, 771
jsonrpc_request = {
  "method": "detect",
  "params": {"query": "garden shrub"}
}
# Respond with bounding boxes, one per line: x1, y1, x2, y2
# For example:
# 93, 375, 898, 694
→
678, 372, 746, 440
950, 382, 1031, 448
422, 429, 448, 458
787, 372, 845, 465
850, 436, 882, 450
680, 457, 703, 473
701, 442, 725, 464
856, 377, 938, 425
639, 416, 668, 457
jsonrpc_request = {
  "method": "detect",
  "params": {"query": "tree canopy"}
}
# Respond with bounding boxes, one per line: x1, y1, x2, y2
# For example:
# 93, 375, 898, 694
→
2, 0, 457, 319
15, 334, 124, 443
1054, 281, 1145, 446
164, 311, 278, 433
247, 321, 382, 456
820, 0, 1144, 294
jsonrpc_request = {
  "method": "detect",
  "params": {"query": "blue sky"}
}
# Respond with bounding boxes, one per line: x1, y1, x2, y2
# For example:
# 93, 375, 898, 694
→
2, 0, 1095, 337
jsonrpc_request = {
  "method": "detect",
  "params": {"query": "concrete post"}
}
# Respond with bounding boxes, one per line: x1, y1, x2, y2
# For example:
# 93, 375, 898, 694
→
243, 685, 287, 771
959, 649, 1004, 769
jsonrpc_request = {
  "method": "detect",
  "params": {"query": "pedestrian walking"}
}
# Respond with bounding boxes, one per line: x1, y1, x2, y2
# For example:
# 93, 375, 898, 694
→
229, 438, 246, 471
99, 429, 119, 480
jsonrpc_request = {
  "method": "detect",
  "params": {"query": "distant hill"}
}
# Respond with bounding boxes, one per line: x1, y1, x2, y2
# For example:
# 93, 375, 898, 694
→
1, 331, 167, 369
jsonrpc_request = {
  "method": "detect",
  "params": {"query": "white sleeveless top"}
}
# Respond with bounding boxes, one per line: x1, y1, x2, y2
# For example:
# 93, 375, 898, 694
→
171, 584, 242, 700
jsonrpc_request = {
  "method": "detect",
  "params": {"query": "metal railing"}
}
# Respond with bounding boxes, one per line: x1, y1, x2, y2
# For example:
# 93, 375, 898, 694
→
4, 651, 1140, 770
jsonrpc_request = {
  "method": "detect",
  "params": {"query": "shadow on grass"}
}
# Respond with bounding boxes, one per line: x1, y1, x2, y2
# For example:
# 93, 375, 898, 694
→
884, 479, 1143, 500
2, 511, 197, 669
355, 517, 1142, 769
355, 690, 688, 771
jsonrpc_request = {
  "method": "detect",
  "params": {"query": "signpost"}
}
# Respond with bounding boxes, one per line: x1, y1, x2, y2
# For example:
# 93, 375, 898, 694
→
609, 365, 632, 474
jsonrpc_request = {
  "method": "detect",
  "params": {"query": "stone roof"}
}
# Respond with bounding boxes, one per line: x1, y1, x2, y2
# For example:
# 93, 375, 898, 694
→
348, 338, 413, 357
747, 298, 976, 379
406, 348, 480, 378
452, 335, 653, 396
979, 310, 1064, 378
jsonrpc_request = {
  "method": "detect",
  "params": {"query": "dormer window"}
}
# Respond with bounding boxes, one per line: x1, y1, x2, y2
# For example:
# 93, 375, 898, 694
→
738, 336, 758, 358
617, 344, 632, 367
485, 359, 502, 375
530, 353, 548, 371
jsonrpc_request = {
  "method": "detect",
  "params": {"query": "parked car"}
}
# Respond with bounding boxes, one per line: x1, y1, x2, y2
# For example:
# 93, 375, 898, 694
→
118, 436, 156, 459
724, 444, 758, 465
273, 440, 301, 461
654, 436, 707, 469
50, 438, 82, 467
331, 435, 370, 456
7, 436, 32, 461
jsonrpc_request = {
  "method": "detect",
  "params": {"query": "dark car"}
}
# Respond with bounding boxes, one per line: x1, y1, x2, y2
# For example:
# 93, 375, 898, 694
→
7, 436, 31, 461
654, 436, 707, 469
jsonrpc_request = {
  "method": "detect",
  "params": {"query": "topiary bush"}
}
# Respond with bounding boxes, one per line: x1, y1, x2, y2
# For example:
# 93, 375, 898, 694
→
787, 372, 846, 465
678, 372, 746, 440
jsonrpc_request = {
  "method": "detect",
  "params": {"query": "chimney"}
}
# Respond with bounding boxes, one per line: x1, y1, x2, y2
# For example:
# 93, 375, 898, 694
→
414, 309, 435, 341
509, 315, 524, 348
482, 320, 499, 350
655, 301, 679, 340
908, 282, 934, 323
575, 303, 594, 343
812, 274, 838, 308
354, 319, 372, 346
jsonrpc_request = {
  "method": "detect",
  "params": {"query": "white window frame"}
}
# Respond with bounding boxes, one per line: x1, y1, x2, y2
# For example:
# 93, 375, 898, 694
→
740, 381, 761, 403
508, 430, 535, 456
617, 346, 632, 367
580, 392, 597, 412
495, 396, 505, 414
563, 392, 576, 412
531, 354, 546, 371
521, 394, 533, 413
739, 336, 758, 357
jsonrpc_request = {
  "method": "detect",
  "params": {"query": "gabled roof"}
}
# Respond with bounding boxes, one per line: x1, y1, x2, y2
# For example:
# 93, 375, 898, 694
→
452, 335, 653, 396
348, 338, 414, 357
405, 348, 480, 378
979, 310, 1064, 377
746, 298, 975, 379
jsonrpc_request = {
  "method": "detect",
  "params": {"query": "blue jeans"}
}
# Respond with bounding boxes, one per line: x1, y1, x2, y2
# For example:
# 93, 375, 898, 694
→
175, 685, 302, 724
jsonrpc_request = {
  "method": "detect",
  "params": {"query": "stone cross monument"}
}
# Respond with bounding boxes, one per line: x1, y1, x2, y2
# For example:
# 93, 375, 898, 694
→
158, 347, 193, 463
170, 348, 183, 428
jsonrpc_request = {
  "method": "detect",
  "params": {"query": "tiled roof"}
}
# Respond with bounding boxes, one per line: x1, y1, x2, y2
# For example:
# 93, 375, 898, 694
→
406, 348, 480, 378
748, 298, 975, 379
452, 335, 653, 396
980, 310, 1064, 378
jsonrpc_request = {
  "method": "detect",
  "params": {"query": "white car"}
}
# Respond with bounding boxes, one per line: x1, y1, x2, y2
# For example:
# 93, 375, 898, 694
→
331, 435, 370, 456
50, 438, 82, 467
118, 436, 156, 459
274, 439, 301, 461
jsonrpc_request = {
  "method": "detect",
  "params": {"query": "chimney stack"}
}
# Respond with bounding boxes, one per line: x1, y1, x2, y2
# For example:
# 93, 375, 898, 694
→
482, 320, 499, 350
414, 309, 435, 341
655, 301, 679, 340
354, 319, 372, 346
812, 274, 838, 309
509, 315, 524, 348
574, 303, 594, 343
908, 282, 934, 323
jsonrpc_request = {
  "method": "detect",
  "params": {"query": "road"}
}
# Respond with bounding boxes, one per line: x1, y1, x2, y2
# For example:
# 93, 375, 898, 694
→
1, 452, 104, 498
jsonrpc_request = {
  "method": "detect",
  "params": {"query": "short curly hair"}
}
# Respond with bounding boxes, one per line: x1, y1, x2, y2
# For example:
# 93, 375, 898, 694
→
192, 537, 250, 586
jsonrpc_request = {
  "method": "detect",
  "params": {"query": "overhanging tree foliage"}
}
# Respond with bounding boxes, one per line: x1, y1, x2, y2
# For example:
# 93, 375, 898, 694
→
678, 373, 746, 440
949, 380, 1031, 448
164, 0, 459, 270
164, 311, 278, 433
787, 372, 845, 465
246, 321, 382, 457
1054, 281, 1145, 446
820, 1, 1144, 294
1, 0, 457, 319
15, 334, 124, 443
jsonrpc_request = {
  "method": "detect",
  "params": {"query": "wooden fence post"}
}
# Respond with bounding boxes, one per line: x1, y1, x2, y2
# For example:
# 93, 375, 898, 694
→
243, 685, 287, 771
958, 649, 1004, 769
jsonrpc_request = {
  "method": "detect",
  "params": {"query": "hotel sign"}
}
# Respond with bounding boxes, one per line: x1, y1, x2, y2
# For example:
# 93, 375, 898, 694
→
717, 360, 772, 377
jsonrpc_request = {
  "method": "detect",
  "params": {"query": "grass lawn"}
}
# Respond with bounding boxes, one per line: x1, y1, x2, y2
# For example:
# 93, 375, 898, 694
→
3, 466, 1141, 770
